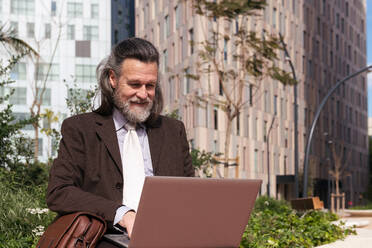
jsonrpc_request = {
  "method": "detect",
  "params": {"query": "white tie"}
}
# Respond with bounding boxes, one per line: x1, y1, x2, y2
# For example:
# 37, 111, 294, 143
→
122, 124, 145, 211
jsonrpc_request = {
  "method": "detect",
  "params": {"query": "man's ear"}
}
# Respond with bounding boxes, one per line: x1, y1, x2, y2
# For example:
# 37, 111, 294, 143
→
109, 70, 117, 88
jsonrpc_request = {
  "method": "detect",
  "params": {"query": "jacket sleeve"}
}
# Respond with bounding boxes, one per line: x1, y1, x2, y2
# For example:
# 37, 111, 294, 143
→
46, 117, 122, 228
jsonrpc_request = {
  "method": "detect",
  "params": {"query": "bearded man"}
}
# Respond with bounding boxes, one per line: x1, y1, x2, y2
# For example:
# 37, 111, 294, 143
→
46, 38, 194, 247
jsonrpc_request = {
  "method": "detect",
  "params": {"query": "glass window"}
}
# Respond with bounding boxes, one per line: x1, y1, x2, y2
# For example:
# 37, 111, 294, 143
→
10, 63, 27, 80
51, 1, 56, 16
37, 63, 59, 81
254, 149, 258, 173
75, 64, 96, 83
83, 25, 99, 40
175, 5, 181, 28
37, 138, 43, 156
13, 112, 33, 130
67, 2, 83, 18
11, 0, 34, 15
164, 15, 169, 38
272, 8, 277, 28
36, 88, 51, 106
45, 23, 51, 38
223, 38, 228, 62
91, 3, 99, 18
214, 108, 218, 130
184, 68, 190, 94
189, 28, 194, 55
162, 49, 168, 73
27, 22, 34, 38
67, 25, 75, 40
9, 87, 27, 105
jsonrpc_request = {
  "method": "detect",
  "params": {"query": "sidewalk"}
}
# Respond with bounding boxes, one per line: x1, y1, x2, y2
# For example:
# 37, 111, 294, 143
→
316, 217, 372, 248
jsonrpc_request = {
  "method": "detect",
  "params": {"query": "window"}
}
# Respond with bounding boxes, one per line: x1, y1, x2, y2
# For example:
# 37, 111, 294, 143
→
13, 112, 33, 130
9, 87, 27, 105
51, 1, 56, 16
264, 90, 270, 113
83, 26, 98, 40
272, 8, 277, 28
11, 0, 34, 15
67, 25, 75, 40
189, 28, 194, 54
274, 95, 278, 114
36, 138, 43, 156
45, 23, 51, 38
75, 64, 95, 83
11, 63, 27, 80
236, 113, 240, 135
214, 108, 218, 130
223, 38, 228, 62
254, 149, 258, 173
263, 121, 267, 141
36, 88, 51, 106
175, 5, 181, 28
168, 78, 174, 103
235, 18, 239, 34
219, 80, 223, 96
164, 15, 169, 38
184, 68, 190, 94
162, 49, 168, 73
37, 63, 59, 81
27, 22, 34, 38
91, 3, 99, 18
67, 2, 83, 18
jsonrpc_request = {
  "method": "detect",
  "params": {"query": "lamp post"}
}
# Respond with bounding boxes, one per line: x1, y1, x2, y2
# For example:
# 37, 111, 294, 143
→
324, 132, 333, 208
303, 65, 372, 197
266, 116, 276, 196
279, 33, 299, 198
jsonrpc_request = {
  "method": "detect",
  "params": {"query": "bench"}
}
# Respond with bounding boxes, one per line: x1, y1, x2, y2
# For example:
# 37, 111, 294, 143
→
290, 197, 324, 210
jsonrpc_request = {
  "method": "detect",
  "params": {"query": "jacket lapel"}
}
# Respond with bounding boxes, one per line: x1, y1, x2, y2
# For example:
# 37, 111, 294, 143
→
94, 114, 123, 175
146, 117, 164, 175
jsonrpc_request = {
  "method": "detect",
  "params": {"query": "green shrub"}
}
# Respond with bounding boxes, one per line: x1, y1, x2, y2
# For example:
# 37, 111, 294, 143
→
0, 166, 56, 247
240, 196, 355, 248
350, 201, 372, 210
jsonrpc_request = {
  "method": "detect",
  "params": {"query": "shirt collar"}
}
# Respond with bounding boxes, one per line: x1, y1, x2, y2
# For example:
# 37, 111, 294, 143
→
112, 108, 146, 131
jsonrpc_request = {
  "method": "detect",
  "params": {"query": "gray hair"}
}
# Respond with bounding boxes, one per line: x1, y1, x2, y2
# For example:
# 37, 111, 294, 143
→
94, 37, 163, 118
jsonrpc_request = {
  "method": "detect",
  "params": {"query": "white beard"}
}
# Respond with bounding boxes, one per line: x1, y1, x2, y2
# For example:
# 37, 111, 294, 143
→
113, 91, 153, 124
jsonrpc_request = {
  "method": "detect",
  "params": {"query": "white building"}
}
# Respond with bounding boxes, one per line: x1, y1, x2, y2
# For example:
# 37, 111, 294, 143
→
0, 0, 111, 161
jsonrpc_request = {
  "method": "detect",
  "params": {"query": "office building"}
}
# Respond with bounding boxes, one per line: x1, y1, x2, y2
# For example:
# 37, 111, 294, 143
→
135, 0, 368, 206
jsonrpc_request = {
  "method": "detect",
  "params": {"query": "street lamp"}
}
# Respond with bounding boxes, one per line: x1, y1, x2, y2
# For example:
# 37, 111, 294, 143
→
303, 65, 372, 197
279, 33, 300, 198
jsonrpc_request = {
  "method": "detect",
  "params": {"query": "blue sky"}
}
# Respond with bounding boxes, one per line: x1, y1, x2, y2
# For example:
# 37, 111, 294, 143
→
367, 1, 372, 116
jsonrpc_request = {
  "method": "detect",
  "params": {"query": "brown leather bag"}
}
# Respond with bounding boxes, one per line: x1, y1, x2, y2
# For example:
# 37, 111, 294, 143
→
36, 212, 107, 248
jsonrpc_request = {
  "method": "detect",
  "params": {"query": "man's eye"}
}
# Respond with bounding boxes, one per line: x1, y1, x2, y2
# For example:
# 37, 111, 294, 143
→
146, 84, 155, 89
129, 83, 141, 88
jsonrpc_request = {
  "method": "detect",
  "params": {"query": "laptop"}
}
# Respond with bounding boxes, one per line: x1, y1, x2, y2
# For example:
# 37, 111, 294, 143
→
103, 176, 261, 248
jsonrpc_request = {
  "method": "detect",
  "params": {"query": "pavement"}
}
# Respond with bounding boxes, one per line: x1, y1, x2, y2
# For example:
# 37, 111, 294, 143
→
316, 217, 372, 248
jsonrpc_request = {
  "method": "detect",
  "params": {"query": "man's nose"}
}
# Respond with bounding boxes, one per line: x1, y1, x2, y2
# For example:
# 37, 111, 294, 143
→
136, 85, 148, 99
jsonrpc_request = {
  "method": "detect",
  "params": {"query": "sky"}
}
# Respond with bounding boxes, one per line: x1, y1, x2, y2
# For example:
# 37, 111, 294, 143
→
367, 1, 372, 116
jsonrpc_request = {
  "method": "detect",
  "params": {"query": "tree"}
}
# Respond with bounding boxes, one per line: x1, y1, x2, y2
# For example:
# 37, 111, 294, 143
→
329, 141, 351, 199
0, 24, 38, 57
0, 54, 34, 168
26, 9, 64, 161
190, 0, 295, 177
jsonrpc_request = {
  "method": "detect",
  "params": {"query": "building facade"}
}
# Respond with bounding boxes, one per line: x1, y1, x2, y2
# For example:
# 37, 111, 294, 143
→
135, 0, 368, 206
0, 0, 111, 161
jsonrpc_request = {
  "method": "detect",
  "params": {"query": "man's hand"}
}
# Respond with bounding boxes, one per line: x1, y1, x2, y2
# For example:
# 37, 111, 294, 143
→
119, 211, 136, 238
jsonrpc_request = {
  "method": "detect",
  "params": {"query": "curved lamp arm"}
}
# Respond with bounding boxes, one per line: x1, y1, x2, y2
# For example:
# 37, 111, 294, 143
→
303, 65, 372, 196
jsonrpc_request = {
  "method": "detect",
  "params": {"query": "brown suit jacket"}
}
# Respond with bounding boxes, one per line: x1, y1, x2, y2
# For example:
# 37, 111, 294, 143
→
46, 112, 194, 229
